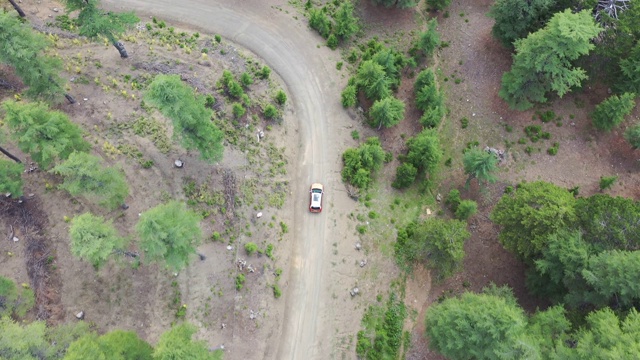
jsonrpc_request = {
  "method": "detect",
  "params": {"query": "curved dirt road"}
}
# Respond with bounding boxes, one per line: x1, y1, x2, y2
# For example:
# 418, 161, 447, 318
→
103, 1, 350, 358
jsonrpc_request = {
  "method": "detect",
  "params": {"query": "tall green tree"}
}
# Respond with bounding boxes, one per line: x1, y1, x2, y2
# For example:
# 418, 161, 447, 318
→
462, 147, 499, 187
556, 308, 640, 359
368, 96, 405, 129
62, 0, 139, 58
52, 152, 129, 210
499, 10, 602, 110
0, 12, 66, 103
355, 60, 390, 101
136, 201, 202, 271
333, 1, 359, 41
491, 181, 577, 260
3, 101, 90, 169
154, 323, 222, 360
533, 230, 594, 304
69, 213, 127, 268
582, 250, 640, 308
145, 75, 224, 162
488, 0, 557, 48
371, 48, 402, 87
426, 291, 529, 359
0, 160, 23, 197
575, 194, 640, 251
405, 128, 441, 174
591, 92, 636, 131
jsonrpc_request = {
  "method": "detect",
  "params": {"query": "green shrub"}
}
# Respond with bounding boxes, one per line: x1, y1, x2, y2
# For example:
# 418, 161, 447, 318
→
214, 34, 222, 43
227, 80, 244, 98
245, 242, 258, 255
280, 221, 289, 234
426, 0, 452, 11
392, 163, 417, 189
624, 123, 640, 149
592, 93, 636, 132
204, 94, 216, 108
240, 72, 253, 87
460, 117, 469, 129
327, 34, 338, 50
599, 175, 618, 191
445, 189, 461, 212
351, 130, 360, 140
232, 103, 246, 118
259, 66, 271, 79
455, 200, 477, 220
275, 90, 287, 105
265, 244, 274, 259
341, 85, 357, 107
235, 274, 245, 290
211, 231, 221, 241
263, 104, 278, 119
272, 284, 282, 298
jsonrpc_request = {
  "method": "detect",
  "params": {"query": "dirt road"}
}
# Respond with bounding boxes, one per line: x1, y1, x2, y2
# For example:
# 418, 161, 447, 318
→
102, 0, 352, 358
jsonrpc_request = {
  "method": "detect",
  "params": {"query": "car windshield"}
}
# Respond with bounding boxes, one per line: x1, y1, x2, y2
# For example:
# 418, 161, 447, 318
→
312, 189, 322, 193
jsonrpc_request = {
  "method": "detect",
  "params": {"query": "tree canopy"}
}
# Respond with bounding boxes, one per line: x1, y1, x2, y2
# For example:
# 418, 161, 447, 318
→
591, 92, 636, 132
396, 218, 470, 278
52, 152, 129, 210
368, 96, 405, 129
145, 75, 224, 162
154, 323, 222, 360
491, 181, 576, 259
462, 147, 499, 187
0, 12, 65, 103
355, 60, 391, 101
69, 213, 127, 268
488, 0, 557, 48
136, 201, 202, 271
0, 276, 35, 318
405, 128, 442, 175
499, 10, 602, 110
426, 291, 528, 359
0, 160, 23, 197
341, 137, 386, 189
62, 0, 138, 57
3, 101, 90, 169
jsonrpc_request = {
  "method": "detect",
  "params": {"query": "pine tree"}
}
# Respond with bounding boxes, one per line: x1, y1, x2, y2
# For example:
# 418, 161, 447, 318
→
499, 10, 602, 110
368, 96, 405, 129
591, 93, 636, 131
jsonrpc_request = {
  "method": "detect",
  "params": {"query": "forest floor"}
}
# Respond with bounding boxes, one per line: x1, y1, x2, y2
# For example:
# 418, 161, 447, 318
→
1, 0, 639, 359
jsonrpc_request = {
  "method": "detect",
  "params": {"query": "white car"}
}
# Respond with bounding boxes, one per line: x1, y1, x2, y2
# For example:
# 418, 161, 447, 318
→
309, 183, 324, 213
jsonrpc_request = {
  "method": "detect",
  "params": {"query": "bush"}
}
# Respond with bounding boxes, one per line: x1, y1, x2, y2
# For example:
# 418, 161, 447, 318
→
235, 274, 245, 290
342, 137, 385, 189
445, 189, 461, 212
392, 163, 418, 189
309, 8, 331, 38
204, 94, 216, 108
426, 0, 451, 11
272, 284, 282, 298
227, 80, 244, 98
259, 66, 271, 79
327, 34, 338, 50
341, 85, 357, 107
240, 72, 253, 87
599, 176, 618, 191
455, 200, 478, 220
275, 90, 287, 105
625, 123, 640, 149
0, 276, 35, 318
263, 104, 278, 119
232, 103, 246, 118
245, 242, 258, 255
591, 93, 636, 132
